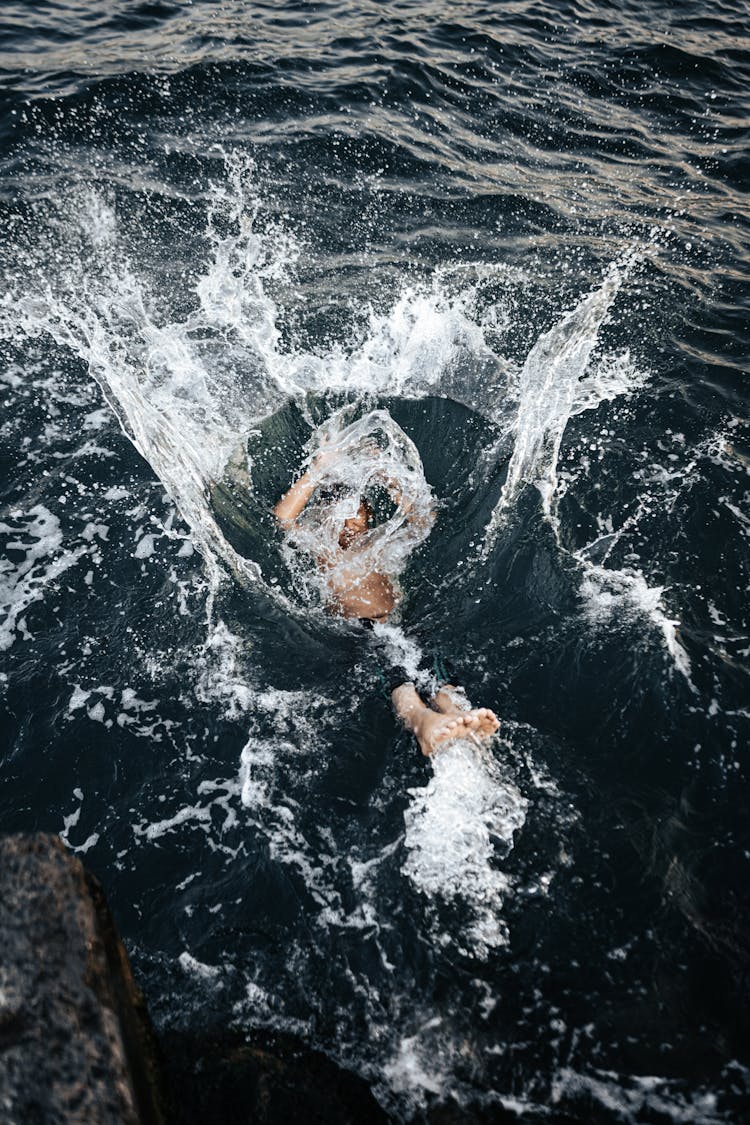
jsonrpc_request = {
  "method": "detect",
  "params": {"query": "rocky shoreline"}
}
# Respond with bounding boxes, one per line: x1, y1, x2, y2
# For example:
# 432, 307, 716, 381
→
0, 834, 386, 1124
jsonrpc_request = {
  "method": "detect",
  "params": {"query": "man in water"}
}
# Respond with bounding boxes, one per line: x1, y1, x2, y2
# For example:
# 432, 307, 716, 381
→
274, 441, 500, 756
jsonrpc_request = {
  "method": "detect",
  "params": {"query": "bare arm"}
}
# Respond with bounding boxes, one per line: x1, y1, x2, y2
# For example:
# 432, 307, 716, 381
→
273, 468, 316, 530
274, 439, 339, 530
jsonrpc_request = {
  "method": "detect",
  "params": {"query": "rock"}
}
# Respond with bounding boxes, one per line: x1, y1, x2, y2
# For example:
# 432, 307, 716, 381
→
160, 1027, 389, 1125
0, 833, 164, 1125
0, 832, 390, 1123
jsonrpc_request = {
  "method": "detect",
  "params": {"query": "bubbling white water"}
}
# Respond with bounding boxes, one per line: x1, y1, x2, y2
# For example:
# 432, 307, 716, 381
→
402, 736, 528, 959
0, 505, 87, 651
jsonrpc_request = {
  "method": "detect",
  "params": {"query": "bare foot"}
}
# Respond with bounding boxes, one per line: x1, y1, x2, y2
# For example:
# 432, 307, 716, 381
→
470, 707, 500, 738
413, 709, 484, 757
391, 682, 500, 758
431, 685, 500, 742
432, 684, 469, 714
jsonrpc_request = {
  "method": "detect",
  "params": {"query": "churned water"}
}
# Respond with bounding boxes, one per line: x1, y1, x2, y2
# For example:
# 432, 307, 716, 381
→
1, 1, 749, 1120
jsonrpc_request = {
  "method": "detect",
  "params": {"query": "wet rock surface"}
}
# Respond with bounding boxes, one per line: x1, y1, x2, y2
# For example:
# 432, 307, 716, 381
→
0, 833, 163, 1124
0, 834, 389, 1123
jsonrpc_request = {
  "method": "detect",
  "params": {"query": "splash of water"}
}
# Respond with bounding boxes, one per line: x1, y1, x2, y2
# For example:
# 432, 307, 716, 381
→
402, 736, 527, 959
3, 148, 695, 701
280, 406, 435, 613
578, 559, 694, 686
483, 267, 627, 546
457, 245, 692, 682
3, 153, 512, 596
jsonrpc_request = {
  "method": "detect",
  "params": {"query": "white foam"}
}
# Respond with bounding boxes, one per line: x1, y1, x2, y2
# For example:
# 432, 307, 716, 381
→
0, 505, 86, 651
72, 833, 100, 855
383, 1030, 446, 1098
579, 560, 694, 687
134, 532, 155, 559
59, 790, 99, 854
402, 736, 527, 958
191, 617, 260, 715
178, 952, 223, 982
136, 798, 213, 841
69, 685, 91, 712
238, 730, 346, 915
551, 1066, 724, 1125
87, 700, 107, 723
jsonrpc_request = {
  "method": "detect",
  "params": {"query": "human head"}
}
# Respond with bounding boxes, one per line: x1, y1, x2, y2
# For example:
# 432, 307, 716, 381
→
338, 497, 374, 548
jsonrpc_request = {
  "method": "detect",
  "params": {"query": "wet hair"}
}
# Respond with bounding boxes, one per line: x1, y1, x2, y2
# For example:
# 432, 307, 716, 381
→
315, 483, 392, 531
360, 496, 375, 526
361, 483, 397, 527
315, 482, 352, 506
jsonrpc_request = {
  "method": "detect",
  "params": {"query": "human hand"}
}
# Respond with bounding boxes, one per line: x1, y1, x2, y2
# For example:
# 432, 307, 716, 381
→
312, 434, 338, 471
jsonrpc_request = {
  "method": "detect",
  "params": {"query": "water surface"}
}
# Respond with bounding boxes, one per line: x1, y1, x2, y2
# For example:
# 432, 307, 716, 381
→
1, 1, 749, 1120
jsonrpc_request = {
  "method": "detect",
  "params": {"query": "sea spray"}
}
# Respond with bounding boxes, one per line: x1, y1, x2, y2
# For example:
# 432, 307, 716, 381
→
483, 268, 625, 545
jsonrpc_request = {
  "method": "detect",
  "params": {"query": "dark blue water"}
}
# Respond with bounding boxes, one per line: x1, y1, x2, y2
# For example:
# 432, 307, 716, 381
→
2, 2, 750, 1120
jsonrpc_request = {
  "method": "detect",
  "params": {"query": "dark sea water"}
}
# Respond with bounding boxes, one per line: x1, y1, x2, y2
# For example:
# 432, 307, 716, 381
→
2, 1, 750, 1120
